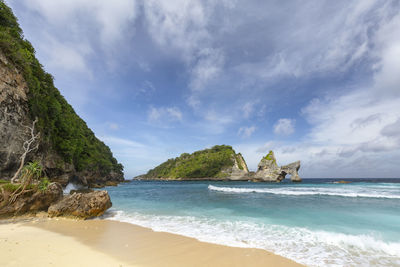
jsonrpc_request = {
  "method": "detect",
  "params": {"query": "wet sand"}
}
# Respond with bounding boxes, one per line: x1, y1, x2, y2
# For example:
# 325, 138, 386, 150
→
0, 218, 303, 267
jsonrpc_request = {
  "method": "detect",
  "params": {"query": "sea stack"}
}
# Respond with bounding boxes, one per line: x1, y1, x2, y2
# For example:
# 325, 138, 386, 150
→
254, 151, 302, 182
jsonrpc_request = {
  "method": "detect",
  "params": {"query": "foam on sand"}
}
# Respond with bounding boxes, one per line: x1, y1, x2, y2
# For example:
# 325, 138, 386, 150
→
106, 209, 400, 267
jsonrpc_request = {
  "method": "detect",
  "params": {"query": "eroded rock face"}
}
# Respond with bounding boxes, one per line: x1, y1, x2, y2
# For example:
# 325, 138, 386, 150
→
0, 53, 32, 179
0, 53, 124, 188
254, 151, 302, 182
281, 161, 302, 182
48, 190, 112, 219
0, 182, 63, 218
221, 153, 250, 180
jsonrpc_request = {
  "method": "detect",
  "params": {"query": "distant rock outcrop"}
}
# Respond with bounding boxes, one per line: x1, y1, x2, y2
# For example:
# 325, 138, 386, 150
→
48, 190, 112, 219
253, 151, 302, 182
281, 161, 301, 182
141, 145, 251, 180
139, 146, 302, 182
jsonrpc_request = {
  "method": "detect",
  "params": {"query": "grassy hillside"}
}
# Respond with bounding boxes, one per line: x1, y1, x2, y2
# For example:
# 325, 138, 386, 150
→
0, 2, 123, 176
144, 145, 239, 179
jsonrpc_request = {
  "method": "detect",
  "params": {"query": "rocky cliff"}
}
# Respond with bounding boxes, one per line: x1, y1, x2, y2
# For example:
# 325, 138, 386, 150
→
141, 145, 250, 180
139, 146, 302, 182
219, 153, 249, 180
253, 151, 302, 182
0, 2, 124, 187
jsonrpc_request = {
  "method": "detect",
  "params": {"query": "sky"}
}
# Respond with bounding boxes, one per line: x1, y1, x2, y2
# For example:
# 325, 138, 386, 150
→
7, 0, 400, 178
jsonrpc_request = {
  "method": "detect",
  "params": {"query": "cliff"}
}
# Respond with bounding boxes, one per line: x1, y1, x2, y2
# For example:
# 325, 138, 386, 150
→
139, 147, 301, 182
141, 145, 249, 180
253, 151, 302, 182
0, 2, 124, 187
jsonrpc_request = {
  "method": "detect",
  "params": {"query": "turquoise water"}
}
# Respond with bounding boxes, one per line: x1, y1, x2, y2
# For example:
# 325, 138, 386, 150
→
103, 179, 400, 266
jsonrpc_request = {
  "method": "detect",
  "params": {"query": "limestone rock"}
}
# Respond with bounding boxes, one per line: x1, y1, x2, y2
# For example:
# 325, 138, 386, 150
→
0, 182, 63, 218
48, 190, 112, 219
221, 153, 250, 180
253, 151, 285, 182
0, 53, 124, 188
281, 161, 302, 182
254, 151, 302, 182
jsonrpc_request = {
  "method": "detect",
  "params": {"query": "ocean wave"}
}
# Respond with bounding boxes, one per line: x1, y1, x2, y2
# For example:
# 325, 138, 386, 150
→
208, 185, 400, 199
104, 209, 400, 267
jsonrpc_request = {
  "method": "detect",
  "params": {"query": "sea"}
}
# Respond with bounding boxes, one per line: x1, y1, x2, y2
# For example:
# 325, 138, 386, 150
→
101, 178, 400, 267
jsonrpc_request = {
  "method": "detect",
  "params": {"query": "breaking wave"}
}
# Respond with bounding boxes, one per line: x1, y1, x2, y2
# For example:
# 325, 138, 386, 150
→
208, 185, 400, 199
105, 210, 400, 267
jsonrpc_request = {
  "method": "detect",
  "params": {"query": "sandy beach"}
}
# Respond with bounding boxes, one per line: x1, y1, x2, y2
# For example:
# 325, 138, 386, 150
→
0, 218, 303, 267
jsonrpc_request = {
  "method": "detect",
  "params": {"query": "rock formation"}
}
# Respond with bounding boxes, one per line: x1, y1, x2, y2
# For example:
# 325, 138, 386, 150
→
0, 182, 63, 218
221, 153, 250, 180
48, 190, 112, 219
0, 39, 123, 187
254, 151, 302, 182
0, 53, 31, 179
140, 146, 302, 182
142, 145, 251, 180
281, 161, 301, 182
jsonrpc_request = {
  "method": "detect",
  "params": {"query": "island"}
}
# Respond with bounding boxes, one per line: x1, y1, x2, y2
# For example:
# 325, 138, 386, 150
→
137, 145, 302, 182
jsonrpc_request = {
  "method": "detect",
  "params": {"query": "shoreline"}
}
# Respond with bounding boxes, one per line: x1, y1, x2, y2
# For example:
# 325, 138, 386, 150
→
1, 217, 303, 267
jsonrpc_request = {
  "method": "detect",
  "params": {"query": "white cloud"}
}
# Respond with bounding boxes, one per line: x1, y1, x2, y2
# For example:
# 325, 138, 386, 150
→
242, 102, 254, 118
281, 11, 400, 177
238, 126, 256, 138
136, 80, 156, 97
148, 106, 183, 124
189, 48, 225, 91
42, 35, 93, 75
19, 0, 137, 46
11, 0, 138, 75
108, 123, 120, 130
274, 119, 295, 136
100, 136, 145, 148
143, 0, 228, 94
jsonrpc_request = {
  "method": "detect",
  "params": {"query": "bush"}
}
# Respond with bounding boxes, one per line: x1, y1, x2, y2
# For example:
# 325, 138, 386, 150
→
38, 177, 50, 192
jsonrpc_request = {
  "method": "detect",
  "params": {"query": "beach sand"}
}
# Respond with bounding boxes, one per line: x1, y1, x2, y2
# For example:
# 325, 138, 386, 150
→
0, 218, 303, 267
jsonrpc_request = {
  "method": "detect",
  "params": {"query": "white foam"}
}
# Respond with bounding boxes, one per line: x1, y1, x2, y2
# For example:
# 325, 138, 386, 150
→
104, 210, 400, 267
63, 182, 86, 194
208, 185, 400, 199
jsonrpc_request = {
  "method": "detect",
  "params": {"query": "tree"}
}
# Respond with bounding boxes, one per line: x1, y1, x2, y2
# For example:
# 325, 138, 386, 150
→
10, 118, 40, 184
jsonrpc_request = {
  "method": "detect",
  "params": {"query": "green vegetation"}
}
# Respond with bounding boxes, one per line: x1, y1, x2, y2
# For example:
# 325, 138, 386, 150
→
235, 153, 244, 170
1, 182, 34, 193
263, 150, 276, 164
38, 177, 50, 192
144, 145, 237, 178
0, 162, 49, 205
0, 2, 123, 176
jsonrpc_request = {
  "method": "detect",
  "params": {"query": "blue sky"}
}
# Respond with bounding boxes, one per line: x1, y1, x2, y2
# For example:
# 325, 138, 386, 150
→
8, 0, 400, 178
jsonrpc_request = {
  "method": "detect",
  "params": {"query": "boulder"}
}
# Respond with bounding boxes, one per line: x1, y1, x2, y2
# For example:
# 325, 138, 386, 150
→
48, 190, 112, 219
0, 182, 63, 218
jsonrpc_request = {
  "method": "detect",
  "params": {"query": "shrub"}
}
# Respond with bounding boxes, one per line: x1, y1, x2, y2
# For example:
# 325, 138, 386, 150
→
38, 177, 50, 192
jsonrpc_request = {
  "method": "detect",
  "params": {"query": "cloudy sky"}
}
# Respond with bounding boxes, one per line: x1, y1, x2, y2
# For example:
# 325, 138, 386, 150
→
8, 0, 400, 178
